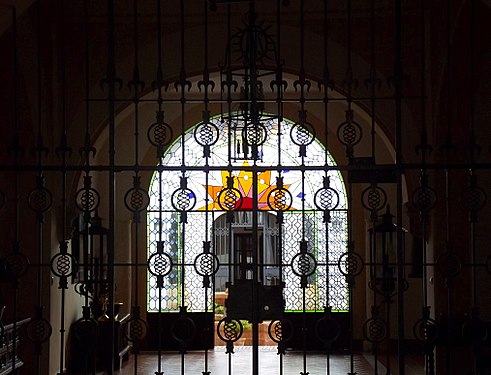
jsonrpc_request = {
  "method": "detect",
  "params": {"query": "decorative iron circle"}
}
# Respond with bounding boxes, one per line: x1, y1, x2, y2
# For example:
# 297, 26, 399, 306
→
338, 252, 364, 277
4, 252, 30, 279
217, 318, 243, 343
267, 188, 293, 211
73, 318, 99, 346
194, 253, 220, 277
460, 186, 486, 212
315, 316, 342, 343
147, 120, 173, 148
0, 190, 5, 210
412, 186, 437, 213
171, 188, 196, 212
171, 316, 196, 343
290, 121, 315, 147
361, 185, 387, 212
50, 253, 76, 278
217, 187, 243, 211
268, 319, 294, 344
462, 318, 488, 344
26, 318, 52, 344
291, 252, 317, 277
75, 187, 100, 213
124, 186, 150, 213
28, 186, 53, 214
125, 317, 149, 342
436, 252, 462, 278
194, 121, 219, 147
337, 119, 362, 147
314, 186, 340, 211
242, 122, 267, 146
363, 317, 387, 343
413, 317, 439, 344
486, 254, 491, 276
147, 252, 173, 277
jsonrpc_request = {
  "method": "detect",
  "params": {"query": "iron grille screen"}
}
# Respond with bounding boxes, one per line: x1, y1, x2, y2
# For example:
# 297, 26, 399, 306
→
147, 115, 348, 312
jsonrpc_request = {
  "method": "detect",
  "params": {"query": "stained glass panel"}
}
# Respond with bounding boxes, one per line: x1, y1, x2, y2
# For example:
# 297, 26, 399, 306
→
147, 115, 348, 312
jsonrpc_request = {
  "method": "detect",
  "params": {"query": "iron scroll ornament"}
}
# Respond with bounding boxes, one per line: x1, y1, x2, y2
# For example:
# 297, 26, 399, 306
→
337, 109, 362, 157
171, 178, 197, 223
147, 110, 173, 157
217, 318, 243, 354
314, 182, 340, 211
412, 185, 437, 214
171, 187, 197, 212
194, 121, 219, 147
75, 176, 100, 222
170, 307, 197, 347
26, 316, 52, 346
28, 176, 53, 222
242, 121, 268, 147
337, 251, 364, 279
268, 319, 294, 354
413, 316, 439, 344
3, 249, 30, 280
124, 306, 149, 347
362, 316, 388, 344
147, 252, 174, 278
361, 183, 387, 222
124, 176, 150, 219
315, 315, 342, 345
460, 185, 486, 211
27, 304, 53, 349
193, 252, 220, 278
290, 116, 315, 157
314, 176, 340, 222
291, 252, 317, 278
268, 319, 294, 344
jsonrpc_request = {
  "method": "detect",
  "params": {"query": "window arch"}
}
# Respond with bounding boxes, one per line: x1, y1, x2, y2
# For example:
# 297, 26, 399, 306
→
147, 114, 348, 312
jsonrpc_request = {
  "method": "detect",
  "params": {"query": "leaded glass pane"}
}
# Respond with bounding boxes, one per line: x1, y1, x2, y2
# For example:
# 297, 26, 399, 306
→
147, 115, 348, 312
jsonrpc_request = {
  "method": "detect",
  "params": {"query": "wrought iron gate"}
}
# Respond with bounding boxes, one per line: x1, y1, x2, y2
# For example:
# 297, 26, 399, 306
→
0, 0, 490, 374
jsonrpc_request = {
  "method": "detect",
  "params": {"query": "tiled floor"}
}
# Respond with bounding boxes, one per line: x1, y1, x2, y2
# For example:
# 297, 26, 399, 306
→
114, 347, 424, 375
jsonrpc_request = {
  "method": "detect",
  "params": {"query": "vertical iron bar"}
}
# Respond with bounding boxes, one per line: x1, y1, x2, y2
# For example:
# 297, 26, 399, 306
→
157, 172, 164, 375
248, 3, 260, 374
179, 1, 187, 373
444, 0, 454, 372
11, 6, 20, 375
345, 1, 356, 373
394, 0, 406, 374
418, 2, 433, 374
202, 1, 211, 374
469, 0, 477, 311
155, 2, 165, 370
106, 0, 116, 373
320, 1, 333, 369
34, 0, 46, 372
275, 1, 285, 372
130, 0, 141, 371
57, 1, 70, 372
298, 1, 309, 373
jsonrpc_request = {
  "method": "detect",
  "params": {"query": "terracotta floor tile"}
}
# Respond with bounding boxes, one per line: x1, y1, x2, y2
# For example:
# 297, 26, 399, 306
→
112, 347, 424, 375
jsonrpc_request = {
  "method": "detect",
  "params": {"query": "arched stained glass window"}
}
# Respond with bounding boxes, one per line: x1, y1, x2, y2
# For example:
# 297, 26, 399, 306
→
147, 115, 348, 312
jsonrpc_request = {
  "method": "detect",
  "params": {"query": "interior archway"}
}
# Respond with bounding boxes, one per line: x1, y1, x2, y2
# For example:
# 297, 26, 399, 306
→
146, 114, 349, 314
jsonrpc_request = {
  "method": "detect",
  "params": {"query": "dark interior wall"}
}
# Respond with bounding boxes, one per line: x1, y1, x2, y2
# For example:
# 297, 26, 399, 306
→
0, 1, 490, 374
